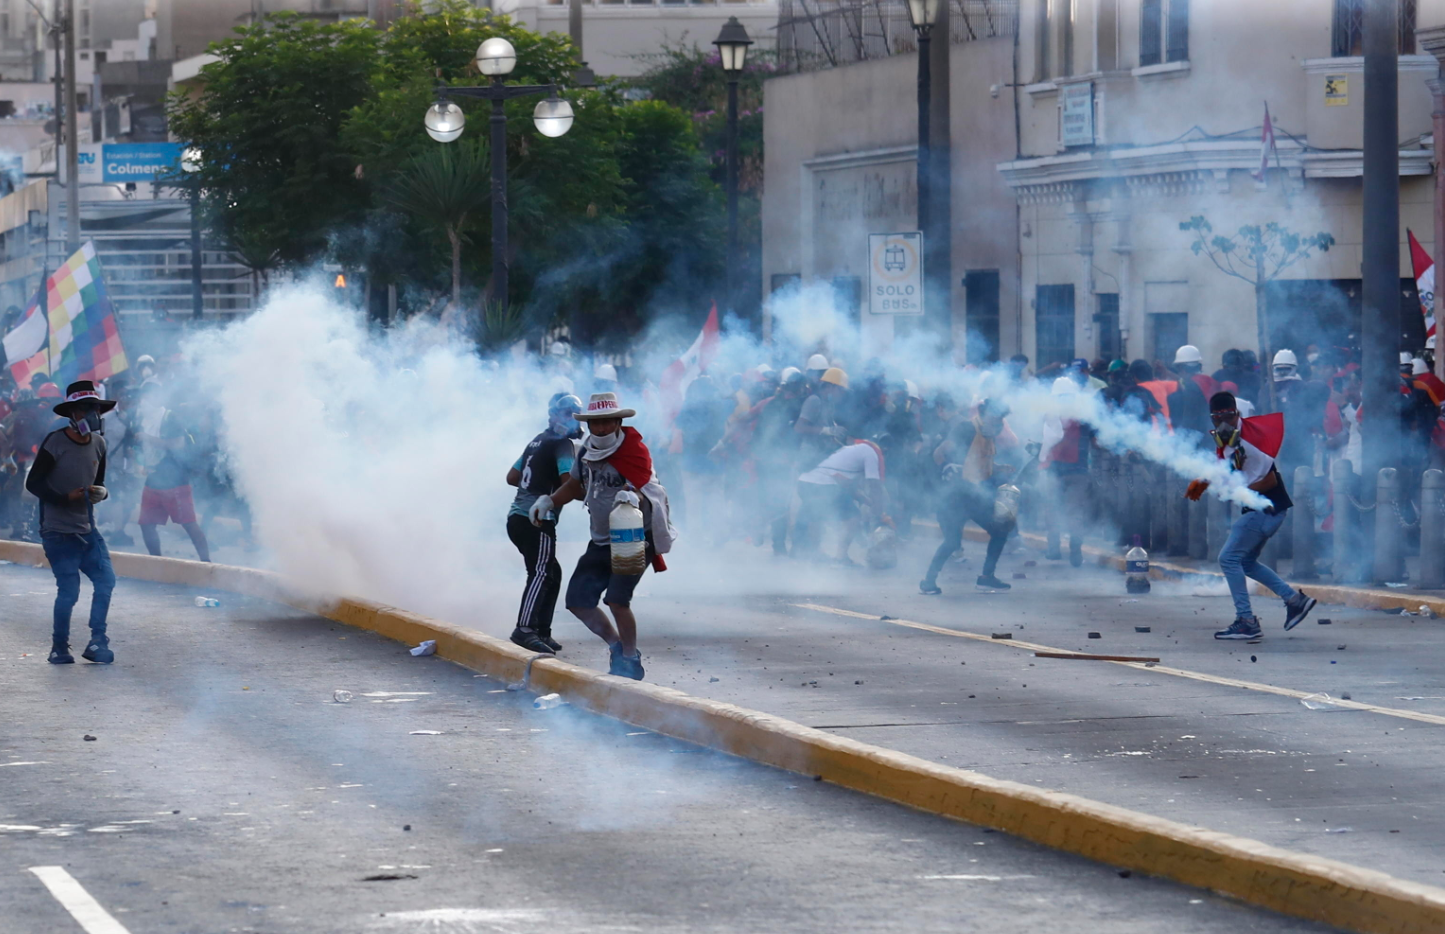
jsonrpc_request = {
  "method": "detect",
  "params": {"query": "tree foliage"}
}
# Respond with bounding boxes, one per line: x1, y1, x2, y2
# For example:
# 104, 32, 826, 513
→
168, 1, 726, 344
1179, 216, 1336, 285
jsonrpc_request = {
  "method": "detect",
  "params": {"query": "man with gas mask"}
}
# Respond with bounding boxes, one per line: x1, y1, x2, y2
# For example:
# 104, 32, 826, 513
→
23, 381, 117, 664
505, 393, 583, 655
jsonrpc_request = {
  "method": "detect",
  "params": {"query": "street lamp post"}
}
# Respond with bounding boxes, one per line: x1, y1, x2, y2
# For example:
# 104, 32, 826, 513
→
714, 16, 753, 322
905, 0, 940, 327
424, 37, 574, 308
181, 147, 203, 320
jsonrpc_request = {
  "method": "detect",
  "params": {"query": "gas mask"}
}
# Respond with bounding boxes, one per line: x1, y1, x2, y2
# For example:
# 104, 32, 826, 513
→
70, 407, 103, 437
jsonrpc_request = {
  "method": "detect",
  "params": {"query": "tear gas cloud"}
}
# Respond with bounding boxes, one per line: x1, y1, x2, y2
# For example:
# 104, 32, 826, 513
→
175, 275, 1264, 627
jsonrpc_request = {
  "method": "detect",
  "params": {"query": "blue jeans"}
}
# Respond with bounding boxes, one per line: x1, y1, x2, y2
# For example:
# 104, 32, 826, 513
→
1218, 509, 1295, 620
40, 529, 115, 645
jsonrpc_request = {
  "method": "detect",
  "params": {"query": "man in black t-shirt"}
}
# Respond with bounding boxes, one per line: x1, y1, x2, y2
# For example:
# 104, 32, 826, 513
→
505, 393, 582, 654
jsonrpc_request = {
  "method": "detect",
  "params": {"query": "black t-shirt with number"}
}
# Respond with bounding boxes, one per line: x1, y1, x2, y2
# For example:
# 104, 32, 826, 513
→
508, 429, 576, 520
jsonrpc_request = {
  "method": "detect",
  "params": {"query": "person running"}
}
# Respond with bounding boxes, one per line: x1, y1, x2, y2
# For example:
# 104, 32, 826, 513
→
1187, 391, 1316, 640
530, 393, 674, 681
24, 381, 117, 665
794, 424, 887, 563
505, 393, 582, 655
137, 394, 211, 563
921, 398, 1018, 594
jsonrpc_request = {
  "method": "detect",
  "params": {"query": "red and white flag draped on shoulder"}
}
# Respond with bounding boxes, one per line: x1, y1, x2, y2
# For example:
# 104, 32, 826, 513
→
658, 302, 721, 424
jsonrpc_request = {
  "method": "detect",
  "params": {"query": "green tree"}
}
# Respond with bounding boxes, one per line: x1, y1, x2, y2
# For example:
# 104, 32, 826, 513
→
1180, 215, 1336, 405
382, 140, 491, 309
167, 14, 381, 274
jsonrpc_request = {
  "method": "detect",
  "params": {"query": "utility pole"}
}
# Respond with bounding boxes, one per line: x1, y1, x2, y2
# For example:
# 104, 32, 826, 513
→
63, 0, 79, 253
1361, 0, 1400, 489
569, 0, 582, 59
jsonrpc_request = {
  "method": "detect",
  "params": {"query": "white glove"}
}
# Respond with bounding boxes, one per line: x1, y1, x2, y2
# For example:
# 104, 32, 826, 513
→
614, 490, 641, 508
87, 485, 108, 504
941, 463, 965, 482
528, 494, 555, 526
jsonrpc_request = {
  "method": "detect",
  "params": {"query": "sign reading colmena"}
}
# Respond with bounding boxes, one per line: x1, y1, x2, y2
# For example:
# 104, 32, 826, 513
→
868, 232, 924, 316
78, 143, 185, 183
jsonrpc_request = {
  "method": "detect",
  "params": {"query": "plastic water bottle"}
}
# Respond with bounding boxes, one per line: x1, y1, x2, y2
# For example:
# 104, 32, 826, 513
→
1125, 535, 1151, 594
194, 596, 220, 607
610, 495, 647, 575
332, 690, 353, 704
533, 693, 566, 710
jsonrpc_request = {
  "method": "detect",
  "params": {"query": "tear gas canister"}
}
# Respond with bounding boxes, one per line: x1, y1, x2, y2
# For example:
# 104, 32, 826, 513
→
992, 484, 1022, 526
610, 495, 648, 575
1126, 536, 1151, 594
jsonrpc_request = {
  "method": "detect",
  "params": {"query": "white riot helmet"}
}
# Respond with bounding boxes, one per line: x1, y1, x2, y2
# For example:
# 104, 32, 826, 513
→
1400, 351, 1415, 367
594, 363, 618, 382
1413, 357, 1428, 375
805, 353, 829, 372
1428, 335, 1437, 351
1272, 348, 1300, 382
1173, 344, 1202, 365
780, 366, 802, 382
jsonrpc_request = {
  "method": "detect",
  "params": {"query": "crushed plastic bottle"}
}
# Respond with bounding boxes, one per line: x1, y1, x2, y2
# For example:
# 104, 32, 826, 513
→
533, 693, 566, 710
409, 639, 437, 657
1125, 536, 1151, 594
1300, 692, 1349, 711
333, 690, 353, 704
194, 596, 220, 607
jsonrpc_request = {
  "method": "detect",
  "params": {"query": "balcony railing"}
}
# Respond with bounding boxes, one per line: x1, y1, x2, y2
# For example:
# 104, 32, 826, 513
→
778, 0, 1015, 72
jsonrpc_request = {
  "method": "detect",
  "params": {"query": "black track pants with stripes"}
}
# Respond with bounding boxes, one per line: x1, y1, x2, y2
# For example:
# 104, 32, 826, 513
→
507, 514, 562, 636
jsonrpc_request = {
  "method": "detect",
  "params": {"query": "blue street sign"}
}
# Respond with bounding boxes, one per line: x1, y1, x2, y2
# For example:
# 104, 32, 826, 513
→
101, 143, 184, 183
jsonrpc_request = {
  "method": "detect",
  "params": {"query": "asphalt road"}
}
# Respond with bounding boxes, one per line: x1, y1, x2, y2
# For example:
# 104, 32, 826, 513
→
0, 559, 1337, 934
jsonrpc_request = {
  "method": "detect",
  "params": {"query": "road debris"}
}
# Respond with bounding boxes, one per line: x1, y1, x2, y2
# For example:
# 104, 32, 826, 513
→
193, 596, 220, 607
409, 640, 437, 657
1087, 632, 1101, 639
82, 735, 96, 741
333, 690, 353, 703
409, 730, 443, 735
990, 633, 1012, 640
1035, 652, 1160, 663
1300, 693, 1351, 711
1134, 626, 1151, 633
533, 693, 566, 710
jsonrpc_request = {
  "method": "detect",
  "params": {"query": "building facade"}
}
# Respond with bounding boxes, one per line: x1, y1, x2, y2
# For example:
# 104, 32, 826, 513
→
1002, 0, 1443, 373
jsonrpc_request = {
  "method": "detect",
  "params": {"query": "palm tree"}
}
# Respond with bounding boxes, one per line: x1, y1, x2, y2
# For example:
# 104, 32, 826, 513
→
383, 140, 490, 310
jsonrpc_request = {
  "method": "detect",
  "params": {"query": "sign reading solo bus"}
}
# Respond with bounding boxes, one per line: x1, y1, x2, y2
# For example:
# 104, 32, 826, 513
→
868, 232, 924, 316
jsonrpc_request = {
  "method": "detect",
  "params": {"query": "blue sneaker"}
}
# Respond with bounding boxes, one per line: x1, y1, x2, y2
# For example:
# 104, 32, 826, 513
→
607, 641, 626, 676
49, 643, 74, 664
81, 639, 113, 664
616, 651, 645, 681
1283, 592, 1317, 631
1214, 617, 1263, 641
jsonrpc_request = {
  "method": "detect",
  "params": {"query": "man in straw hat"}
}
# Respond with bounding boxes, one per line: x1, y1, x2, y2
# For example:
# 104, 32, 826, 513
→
529, 392, 675, 681
24, 380, 118, 664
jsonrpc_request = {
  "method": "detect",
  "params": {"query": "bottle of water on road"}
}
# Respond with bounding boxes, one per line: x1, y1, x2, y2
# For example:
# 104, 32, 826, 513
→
194, 596, 221, 607
1125, 536, 1151, 594
610, 493, 647, 575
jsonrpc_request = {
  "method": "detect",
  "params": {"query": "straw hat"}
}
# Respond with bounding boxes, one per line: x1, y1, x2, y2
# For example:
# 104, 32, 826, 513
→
574, 391, 636, 421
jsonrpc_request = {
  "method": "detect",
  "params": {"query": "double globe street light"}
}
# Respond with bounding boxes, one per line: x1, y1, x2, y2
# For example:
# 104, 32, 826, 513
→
423, 37, 576, 306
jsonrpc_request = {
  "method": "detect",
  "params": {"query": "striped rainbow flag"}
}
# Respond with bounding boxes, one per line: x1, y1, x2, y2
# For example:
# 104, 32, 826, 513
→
46, 241, 127, 386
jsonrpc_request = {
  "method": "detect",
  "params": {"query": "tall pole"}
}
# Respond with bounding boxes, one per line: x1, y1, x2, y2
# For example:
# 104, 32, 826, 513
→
916, 25, 931, 297
569, 0, 583, 58
1433, 74, 1445, 384
927, 0, 951, 348
63, 0, 79, 253
190, 182, 203, 319
490, 83, 508, 308
1362, 0, 1400, 490
725, 76, 739, 319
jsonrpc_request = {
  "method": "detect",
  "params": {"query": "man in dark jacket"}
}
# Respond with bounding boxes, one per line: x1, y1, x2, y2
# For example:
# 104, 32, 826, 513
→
24, 381, 117, 665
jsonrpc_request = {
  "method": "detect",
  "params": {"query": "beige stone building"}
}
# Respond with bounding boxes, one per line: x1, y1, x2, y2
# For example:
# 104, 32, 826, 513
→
762, 0, 1445, 371
1005, 0, 1444, 372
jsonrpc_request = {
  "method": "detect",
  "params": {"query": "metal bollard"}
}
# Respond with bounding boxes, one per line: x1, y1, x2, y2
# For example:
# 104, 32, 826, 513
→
1167, 470, 1189, 557
1149, 464, 1168, 552
1292, 465, 1316, 580
1207, 492, 1231, 560
1330, 459, 1356, 583
1421, 469, 1444, 588
1373, 467, 1403, 583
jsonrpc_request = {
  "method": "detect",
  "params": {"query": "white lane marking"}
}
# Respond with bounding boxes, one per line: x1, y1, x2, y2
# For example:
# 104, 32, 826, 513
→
921, 874, 1037, 881
27, 866, 132, 934
792, 603, 1445, 728
0, 760, 47, 767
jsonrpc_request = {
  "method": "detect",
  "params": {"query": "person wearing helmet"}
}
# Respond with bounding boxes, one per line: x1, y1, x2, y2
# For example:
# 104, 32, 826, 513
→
795, 367, 849, 465
1167, 344, 1217, 446
592, 362, 618, 398
504, 393, 583, 655
25, 381, 117, 664
804, 353, 830, 386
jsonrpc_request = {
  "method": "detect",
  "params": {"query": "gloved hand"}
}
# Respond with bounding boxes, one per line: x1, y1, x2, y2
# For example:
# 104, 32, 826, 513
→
1184, 479, 1209, 501
614, 490, 641, 508
941, 463, 965, 483
528, 494, 555, 526
87, 485, 108, 504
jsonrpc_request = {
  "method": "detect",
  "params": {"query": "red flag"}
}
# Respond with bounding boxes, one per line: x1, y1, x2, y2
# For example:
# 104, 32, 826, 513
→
658, 302, 721, 425
1408, 229, 1436, 339
1240, 412, 1285, 458
1252, 104, 1276, 184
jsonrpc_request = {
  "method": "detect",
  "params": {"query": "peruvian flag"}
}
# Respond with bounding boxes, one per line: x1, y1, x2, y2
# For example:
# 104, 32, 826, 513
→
1252, 103, 1277, 184
1408, 228, 1436, 339
658, 302, 721, 424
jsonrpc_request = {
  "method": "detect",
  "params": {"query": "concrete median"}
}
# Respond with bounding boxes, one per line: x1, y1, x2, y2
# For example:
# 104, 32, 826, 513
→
4, 537, 1445, 934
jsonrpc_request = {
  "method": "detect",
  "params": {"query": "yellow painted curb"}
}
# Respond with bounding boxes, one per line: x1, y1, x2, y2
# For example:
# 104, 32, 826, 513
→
5, 539, 1445, 934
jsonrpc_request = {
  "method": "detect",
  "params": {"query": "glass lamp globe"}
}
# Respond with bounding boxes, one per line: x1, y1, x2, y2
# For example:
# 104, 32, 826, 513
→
424, 102, 465, 143
533, 95, 574, 138
476, 37, 517, 76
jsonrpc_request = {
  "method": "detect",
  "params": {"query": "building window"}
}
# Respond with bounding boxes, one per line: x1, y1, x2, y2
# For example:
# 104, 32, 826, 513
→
1094, 293, 1121, 361
1035, 284, 1076, 368
1140, 0, 1187, 66
965, 270, 1002, 365
1332, 0, 1416, 56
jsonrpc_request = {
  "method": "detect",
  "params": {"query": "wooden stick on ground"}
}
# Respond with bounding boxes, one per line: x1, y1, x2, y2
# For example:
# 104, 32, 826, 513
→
1035, 652, 1161, 663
